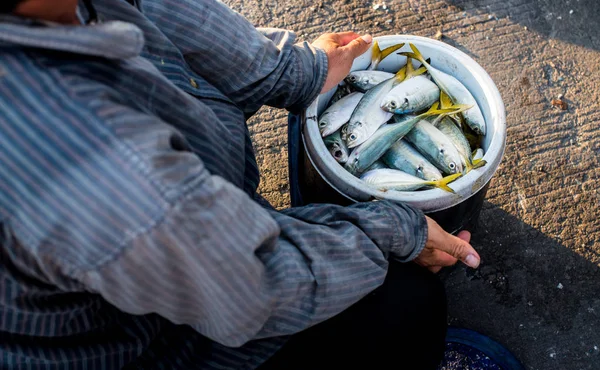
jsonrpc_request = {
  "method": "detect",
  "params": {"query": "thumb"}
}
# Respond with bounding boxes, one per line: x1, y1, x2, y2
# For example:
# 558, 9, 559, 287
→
342, 34, 373, 58
444, 235, 480, 269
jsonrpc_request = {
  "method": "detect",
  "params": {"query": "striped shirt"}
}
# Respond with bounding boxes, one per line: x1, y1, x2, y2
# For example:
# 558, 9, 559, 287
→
0, 0, 427, 368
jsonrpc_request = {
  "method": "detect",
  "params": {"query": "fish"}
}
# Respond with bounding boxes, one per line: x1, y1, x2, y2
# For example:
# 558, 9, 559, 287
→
367, 40, 405, 71
345, 57, 428, 148
347, 57, 431, 92
382, 139, 443, 181
360, 168, 461, 193
323, 130, 350, 164
400, 43, 487, 135
345, 103, 462, 175
319, 92, 364, 137
434, 116, 487, 172
405, 119, 465, 175
345, 70, 395, 92
344, 79, 397, 149
364, 160, 388, 172
439, 91, 484, 156
380, 75, 441, 114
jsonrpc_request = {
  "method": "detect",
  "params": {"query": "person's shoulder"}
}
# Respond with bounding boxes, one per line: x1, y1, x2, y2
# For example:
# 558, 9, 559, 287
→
0, 49, 108, 126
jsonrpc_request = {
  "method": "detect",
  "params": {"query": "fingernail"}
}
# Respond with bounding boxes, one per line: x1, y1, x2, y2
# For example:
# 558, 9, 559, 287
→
361, 34, 373, 44
465, 254, 480, 268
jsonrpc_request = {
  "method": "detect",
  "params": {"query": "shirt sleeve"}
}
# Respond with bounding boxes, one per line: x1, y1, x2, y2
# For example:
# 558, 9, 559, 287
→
138, 0, 328, 113
78, 144, 427, 348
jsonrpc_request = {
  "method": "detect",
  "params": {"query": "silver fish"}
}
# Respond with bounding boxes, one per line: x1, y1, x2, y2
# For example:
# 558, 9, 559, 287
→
345, 70, 395, 92
345, 78, 396, 148
364, 160, 388, 172
380, 75, 440, 114
405, 119, 465, 175
345, 102, 464, 175
345, 115, 423, 176
345, 56, 432, 148
434, 116, 486, 172
402, 43, 486, 135
360, 169, 461, 193
382, 139, 443, 181
319, 92, 364, 137
323, 130, 350, 164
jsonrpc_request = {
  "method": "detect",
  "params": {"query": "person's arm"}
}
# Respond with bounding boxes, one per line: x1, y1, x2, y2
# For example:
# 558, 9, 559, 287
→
30, 113, 424, 348
77, 165, 427, 347
136, 0, 361, 113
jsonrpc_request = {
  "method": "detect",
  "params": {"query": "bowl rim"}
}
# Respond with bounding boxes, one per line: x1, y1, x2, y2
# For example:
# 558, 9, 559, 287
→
303, 34, 507, 212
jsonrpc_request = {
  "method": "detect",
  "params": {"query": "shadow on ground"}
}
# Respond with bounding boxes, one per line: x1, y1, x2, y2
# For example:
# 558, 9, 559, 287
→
440, 201, 600, 370
443, 0, 600, 52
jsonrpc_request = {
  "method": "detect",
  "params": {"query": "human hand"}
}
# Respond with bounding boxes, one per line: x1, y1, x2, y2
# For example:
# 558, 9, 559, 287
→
312, 32, 373, 94
414, 216, 481, 273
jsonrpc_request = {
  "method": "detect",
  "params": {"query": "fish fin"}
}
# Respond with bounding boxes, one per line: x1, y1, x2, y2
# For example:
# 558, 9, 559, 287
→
405, 55, 415, 76
398, 51, 418, 60
379, 42, 405, 64
394, 63, 408, 82
405, 56, 430, 79
419, 102, 451, 117
428, 102, 440, 112
414, 65, 428, 77
429, 173, 462, 193
408, 43, 427, 65
367, 40, 380, 70
471, 159, 487, 169
440, 91, 454, 109
371, 41, 405, 70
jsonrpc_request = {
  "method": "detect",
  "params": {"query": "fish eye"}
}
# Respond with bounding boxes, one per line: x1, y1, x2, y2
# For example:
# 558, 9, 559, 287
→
342, 125, 348, 133
449, 162, 456, 170
319, 121, 327, 127
389, 101, 397, 109
349, 76, 357, 82
349, 134, 357, 141
334, 150, 343, 158
440, 149, 445, 154
404, 97, 409, 105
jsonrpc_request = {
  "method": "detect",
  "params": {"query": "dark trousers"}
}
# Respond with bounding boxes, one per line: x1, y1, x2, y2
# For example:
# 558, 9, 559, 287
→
258, 262, 447, 370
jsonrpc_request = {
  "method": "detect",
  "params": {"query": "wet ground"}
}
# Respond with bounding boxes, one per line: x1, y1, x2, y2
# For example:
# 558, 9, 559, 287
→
223, 0, 600, 368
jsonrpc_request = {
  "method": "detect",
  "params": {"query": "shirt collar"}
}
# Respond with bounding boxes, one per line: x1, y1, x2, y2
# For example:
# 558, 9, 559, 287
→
0, 12, 144, 60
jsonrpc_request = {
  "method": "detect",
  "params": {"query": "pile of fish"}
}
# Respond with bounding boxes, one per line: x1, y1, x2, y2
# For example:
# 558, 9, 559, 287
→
319, 42, 487, 193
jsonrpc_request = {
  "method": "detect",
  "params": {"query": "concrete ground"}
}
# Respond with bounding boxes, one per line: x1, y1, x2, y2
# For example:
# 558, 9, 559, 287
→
223, 0, 600, 368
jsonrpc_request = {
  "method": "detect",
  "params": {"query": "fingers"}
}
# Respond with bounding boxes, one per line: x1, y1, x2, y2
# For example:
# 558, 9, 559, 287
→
456, 230, 471, 243
341, 34, 373, 58
428, 266, 442, 274
425, 217, 480, 269
432, 250, 458, 267
443, 234, 480, 268
334, 31, 361, 45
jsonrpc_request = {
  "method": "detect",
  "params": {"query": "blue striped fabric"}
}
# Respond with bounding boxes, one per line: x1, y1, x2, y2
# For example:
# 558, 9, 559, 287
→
0, 0, 427, 368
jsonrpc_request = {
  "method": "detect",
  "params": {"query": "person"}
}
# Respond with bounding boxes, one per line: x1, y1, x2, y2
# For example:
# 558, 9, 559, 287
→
0, 0, 481, 369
